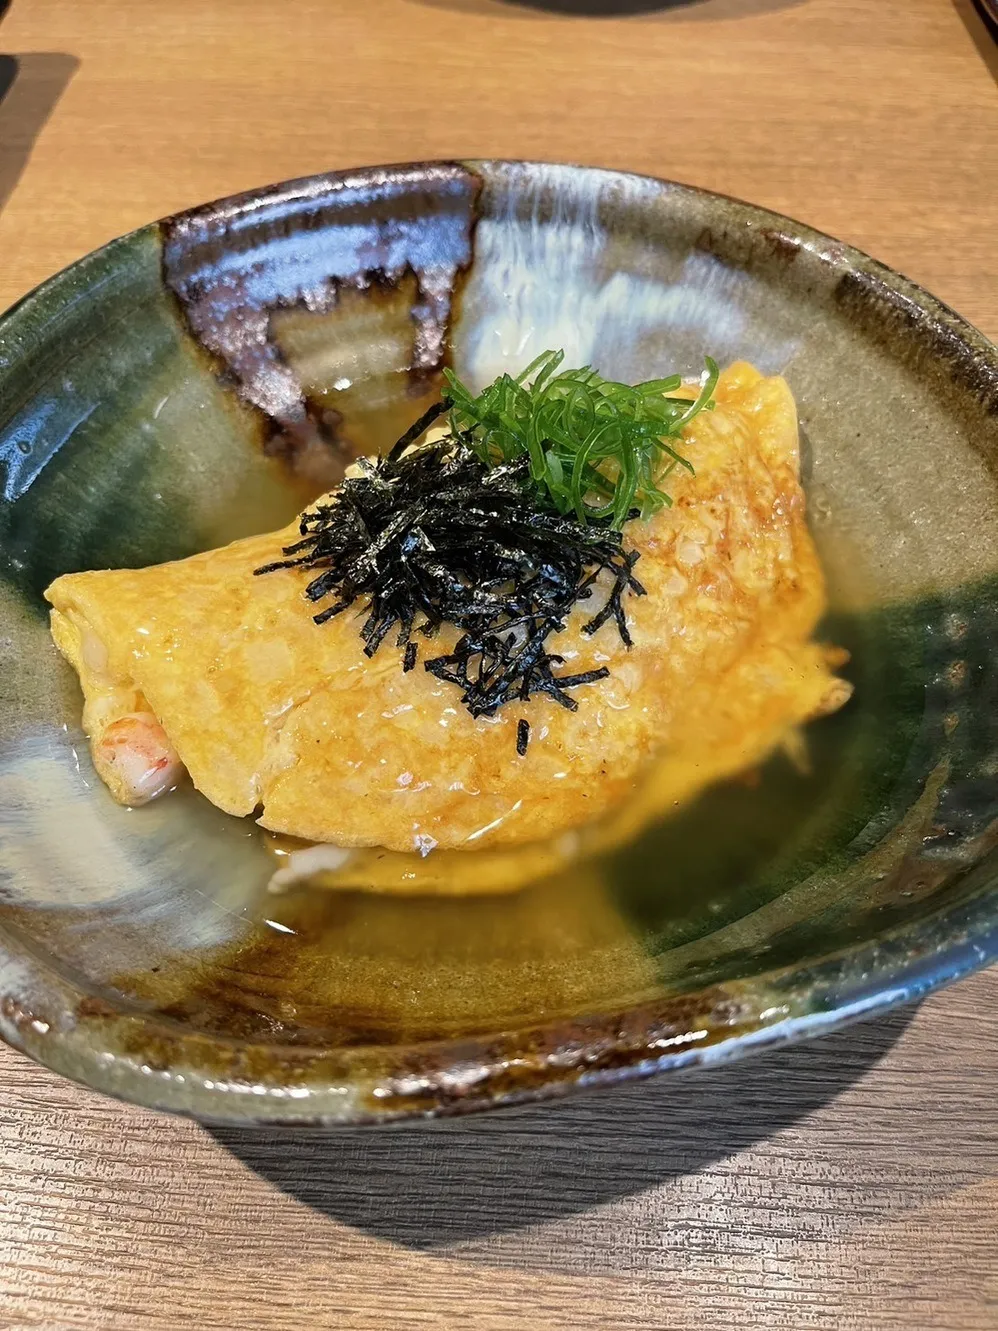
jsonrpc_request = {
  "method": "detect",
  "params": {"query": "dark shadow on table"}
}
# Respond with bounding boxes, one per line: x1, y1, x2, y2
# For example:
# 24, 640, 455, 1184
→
954, 0, 998, 85
0, 52, 79, 216
408, 0, 805, 20
209, 1006, 913, 1250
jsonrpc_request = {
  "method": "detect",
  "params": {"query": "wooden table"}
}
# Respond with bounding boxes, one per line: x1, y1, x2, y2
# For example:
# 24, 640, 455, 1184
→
1, 1, 997, 1327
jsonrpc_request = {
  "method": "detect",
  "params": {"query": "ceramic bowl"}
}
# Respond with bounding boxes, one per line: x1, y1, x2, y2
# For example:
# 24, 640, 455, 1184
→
1, 161, 997, 1124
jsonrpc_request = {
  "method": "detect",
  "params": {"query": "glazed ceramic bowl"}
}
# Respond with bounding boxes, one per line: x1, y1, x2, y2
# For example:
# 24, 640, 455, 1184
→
2, 162, 997, 1125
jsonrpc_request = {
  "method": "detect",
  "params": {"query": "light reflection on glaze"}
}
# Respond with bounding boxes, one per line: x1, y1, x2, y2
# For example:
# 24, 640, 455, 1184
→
0, 729, 261, 955
456, 163, 799, 391
0, 395, 98, 502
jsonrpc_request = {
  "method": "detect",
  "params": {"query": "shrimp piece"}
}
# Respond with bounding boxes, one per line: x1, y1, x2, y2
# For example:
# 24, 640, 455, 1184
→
49, 610, 186, 806
92, 711, 184, 806
92, 713, 186, 803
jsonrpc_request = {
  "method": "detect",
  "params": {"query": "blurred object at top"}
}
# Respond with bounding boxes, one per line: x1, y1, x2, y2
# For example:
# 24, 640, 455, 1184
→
973, 0, 998, 37
492, 0, 705, 13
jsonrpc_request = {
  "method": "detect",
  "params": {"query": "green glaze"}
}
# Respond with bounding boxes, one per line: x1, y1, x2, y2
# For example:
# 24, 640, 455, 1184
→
0, 162, 996, 1125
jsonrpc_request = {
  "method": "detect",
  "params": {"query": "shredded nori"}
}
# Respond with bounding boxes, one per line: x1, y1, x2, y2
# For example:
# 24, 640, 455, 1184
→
255, 420, 645, 738
516, 718, 531, 756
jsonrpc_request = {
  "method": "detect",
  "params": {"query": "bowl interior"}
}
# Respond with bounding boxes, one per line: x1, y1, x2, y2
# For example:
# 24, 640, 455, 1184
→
1, 161, 997, 1121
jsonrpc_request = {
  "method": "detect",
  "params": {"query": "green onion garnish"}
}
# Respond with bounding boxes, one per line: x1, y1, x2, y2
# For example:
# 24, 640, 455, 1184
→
443, 351, 718, 529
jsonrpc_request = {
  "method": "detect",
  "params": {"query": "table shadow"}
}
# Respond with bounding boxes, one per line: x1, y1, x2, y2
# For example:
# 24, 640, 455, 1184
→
209, 1005, 912, 1250
0, 52, 79, 217
408, 0, 804, 19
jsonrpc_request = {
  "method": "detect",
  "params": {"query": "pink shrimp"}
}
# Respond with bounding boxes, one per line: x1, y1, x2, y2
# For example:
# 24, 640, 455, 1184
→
93, 711, 184, 806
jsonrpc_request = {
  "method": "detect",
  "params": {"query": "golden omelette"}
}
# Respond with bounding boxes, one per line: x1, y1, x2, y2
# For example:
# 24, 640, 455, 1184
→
46, 363, 851, 869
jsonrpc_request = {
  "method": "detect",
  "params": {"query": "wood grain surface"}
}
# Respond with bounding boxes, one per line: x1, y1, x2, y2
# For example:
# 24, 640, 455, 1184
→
1, 0, 997, 1327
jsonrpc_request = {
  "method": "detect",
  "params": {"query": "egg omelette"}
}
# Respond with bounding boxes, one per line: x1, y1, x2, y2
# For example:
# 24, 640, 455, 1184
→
45, 362, 851, 866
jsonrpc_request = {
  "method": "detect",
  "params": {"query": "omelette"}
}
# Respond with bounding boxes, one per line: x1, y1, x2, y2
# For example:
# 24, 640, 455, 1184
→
46, 362, 850, 877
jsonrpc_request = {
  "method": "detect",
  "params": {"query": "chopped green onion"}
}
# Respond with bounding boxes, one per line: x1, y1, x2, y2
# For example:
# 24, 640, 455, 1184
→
442, 352, 716, 528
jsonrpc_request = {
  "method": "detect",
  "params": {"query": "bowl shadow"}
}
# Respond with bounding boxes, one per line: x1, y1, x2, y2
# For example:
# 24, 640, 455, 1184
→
208, 1005, 912, 1250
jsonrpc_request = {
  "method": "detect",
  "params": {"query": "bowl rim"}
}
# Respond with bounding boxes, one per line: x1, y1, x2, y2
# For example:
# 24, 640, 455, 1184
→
1, 158, 997, 1126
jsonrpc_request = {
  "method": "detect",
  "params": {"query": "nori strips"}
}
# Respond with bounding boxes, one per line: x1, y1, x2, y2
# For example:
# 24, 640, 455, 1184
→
256, 420, 644, 740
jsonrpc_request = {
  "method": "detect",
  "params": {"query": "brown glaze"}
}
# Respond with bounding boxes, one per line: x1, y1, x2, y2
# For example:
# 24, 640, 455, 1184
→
161, 163, 482, 479
834, 266, 998, 421
760, 228, 802, 263
63, 971, 777, 1124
